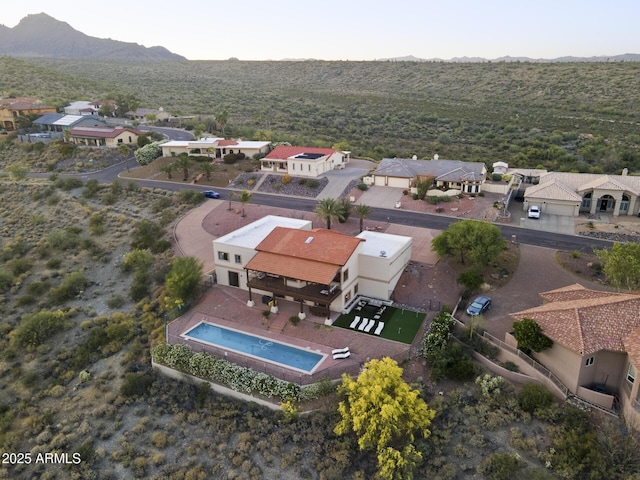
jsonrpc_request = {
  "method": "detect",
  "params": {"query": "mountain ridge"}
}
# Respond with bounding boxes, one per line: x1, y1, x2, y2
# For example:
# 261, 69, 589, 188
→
0, 13, 185, 61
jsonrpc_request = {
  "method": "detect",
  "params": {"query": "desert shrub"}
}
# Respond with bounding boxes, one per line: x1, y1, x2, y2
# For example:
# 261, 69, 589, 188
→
478, 453, 522, 480
121, 372, 154, 397
492, 173, 503, 181
11, 310, 70, 348
223, 153, 238, 164
177, 189, 204, 205
122, 249, 154, 273
289, 315, 300, 325
0, 270, 14, 292
134, 140, 165, 165
150, 239, 171, 254
282, 174, 292, 185
46, 258, 62, 269
83, 179, 100, 198
56, 143, 77, 158
10, 257, 31, 276
518, 383, 553, 414
107, 295, 126, 309
50, 271, 89, 304
72, 314, 135, 368
237, 152, 246, 160
48, 229, 81, 251
131, 219, 165, 250
305, 178, 319, 188
152, 196, 173, 213
428, 195, 452, 205
130, 270, 150, 301
457, 269, 483, 290
54, 177, 83, 191
16, 295, 36, 306
357, 183, 368, 191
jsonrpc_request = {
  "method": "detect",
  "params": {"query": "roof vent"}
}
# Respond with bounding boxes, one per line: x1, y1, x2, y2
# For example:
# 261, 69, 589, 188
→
380, 250, 387, 257
305, 236, 314, 244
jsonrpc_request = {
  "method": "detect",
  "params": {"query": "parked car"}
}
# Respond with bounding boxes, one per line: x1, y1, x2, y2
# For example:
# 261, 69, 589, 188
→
466, 296, 492, 316
527, 205, 541, 219
204, 190, 221, 199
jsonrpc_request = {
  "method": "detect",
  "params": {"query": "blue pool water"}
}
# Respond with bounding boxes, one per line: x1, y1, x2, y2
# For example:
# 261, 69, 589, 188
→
183, 322, 324, 373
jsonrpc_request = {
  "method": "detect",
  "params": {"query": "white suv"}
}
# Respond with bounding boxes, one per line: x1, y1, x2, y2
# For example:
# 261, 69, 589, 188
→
528, 205, 541, 219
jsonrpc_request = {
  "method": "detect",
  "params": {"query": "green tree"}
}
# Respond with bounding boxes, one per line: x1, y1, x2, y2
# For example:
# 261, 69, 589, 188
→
237, 189, 252, 217
161, 163, 176, 179
431, 219, 506, 266
414, 175, 433, 200
334, 357, 436, 480
512, 317, 553, 352
165, 256, 204, 310
199, 161, 214, 181
8, 163, 28, 181
216, 109, 229, 136
595, 242, 640, 291
227, 191, 235, 211
145, 113, 157, 124
130, 219, 164, 250
118, 144, 131, 160
314, 198, 344, 230
175, 153, 192, 181
355, 203, 371, 233
337, 197, 352, 223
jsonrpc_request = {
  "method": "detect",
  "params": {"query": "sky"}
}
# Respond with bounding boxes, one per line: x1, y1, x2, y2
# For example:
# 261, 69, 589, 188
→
3, 1, 640, 61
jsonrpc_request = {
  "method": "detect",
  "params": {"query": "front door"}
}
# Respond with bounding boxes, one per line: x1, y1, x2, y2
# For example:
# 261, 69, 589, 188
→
229, 271, 239, 287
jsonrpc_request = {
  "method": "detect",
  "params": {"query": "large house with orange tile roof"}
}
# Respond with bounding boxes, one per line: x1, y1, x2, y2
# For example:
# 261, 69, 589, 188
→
213, 215, 411, 319
523, 171, 640, 217
160, 137, 271, 159
510, 283, 640, 424
259, 145, 350, 177
0, 97, 57, 131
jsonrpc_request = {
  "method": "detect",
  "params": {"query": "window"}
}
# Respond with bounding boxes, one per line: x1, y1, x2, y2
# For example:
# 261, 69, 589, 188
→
308, 164, 311, 172
343, 269, 349, 282
344, 291, 351, 302
218, 251, 229, 261
234, 254, 242, 264
292, 163, 295, 170
628, 364, 636, 384
354, 283, 358, 295
620, 194, 630, 212
585, 357, 594, 367
581, 192, 592, 209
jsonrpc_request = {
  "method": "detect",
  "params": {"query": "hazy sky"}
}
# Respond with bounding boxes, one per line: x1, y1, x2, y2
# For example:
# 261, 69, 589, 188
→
3, 1, 639, 60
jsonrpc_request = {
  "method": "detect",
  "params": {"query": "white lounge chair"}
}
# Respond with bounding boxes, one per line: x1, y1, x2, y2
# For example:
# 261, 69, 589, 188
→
374, 322, 385, 335
364, 319, 375, 333
357, 317, 369, 331
349, 316, 361, 329
333, 351, 351, 360
332, 347, 350, 355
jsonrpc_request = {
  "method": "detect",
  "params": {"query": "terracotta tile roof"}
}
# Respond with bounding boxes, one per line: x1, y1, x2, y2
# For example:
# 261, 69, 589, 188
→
265, 145, 336, 160
511, 284, 640, 356
217, 139, 239, 146
255, 227, 363, 264
245, 252, 340, 284
246, 227, 363, 284
623, 327, 640, 369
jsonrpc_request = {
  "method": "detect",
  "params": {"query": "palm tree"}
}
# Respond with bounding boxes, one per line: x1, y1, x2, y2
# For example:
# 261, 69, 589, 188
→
216, 109, 229, 137
200, 161, 214, 182
355, 203, 372, 233
227, 191, 236, 211
237, 189, 252, 217
161, 163, 176, 179
314, 198, 344, 230
175, 153, 192, 181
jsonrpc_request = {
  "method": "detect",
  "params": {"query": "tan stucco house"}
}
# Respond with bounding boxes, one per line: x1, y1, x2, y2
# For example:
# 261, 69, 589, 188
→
213, 215, 411, 319
524, 171, 640, 217
161, 137, 271, 159
0, 97, 57, 131
366, 157, 487, 194
259, 146, 350, 177
69, 126, 142, 147
510, 284, 640, 425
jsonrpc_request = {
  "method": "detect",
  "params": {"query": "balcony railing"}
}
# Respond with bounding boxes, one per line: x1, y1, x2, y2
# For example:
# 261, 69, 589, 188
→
247, 273, 341, 305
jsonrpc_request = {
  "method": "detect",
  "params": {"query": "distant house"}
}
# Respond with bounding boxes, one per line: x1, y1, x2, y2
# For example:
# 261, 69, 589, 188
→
524, 171, 640, 217
33, 114, 107, 138
367, 157, 487, 194
0, 97, 57, 131
510, 284, 640, 425
69, 126, 142, 147
126, 107, 171, 122
213, 215, 411, 319
161, 137, 271, 159
64, 100, 116, 116
259, 146, 350, 177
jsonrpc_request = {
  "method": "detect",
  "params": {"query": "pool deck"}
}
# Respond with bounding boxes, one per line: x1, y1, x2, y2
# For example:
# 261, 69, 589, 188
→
167, 284, 420, 384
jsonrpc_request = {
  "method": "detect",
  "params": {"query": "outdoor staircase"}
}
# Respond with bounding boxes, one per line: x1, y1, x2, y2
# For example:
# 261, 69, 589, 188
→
267, 313, 289, 333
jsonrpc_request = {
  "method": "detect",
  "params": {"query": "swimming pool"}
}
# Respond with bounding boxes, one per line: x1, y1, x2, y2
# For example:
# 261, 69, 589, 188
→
183, 322, 325, 374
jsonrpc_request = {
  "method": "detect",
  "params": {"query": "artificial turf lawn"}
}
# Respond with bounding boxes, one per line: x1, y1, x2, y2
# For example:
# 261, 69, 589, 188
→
333, 306, 426, 344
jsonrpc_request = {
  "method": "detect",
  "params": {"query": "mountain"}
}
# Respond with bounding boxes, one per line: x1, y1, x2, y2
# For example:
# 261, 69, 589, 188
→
377, 53, 640, 63
0, 13, 185, 61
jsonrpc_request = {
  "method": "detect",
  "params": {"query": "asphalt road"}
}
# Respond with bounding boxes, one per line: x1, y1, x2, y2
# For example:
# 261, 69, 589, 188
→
24, 123, 615, 254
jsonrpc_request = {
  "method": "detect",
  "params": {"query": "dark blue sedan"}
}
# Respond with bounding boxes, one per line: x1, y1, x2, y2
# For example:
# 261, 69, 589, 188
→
466, 296, 492, 316
204, 190, 221, 199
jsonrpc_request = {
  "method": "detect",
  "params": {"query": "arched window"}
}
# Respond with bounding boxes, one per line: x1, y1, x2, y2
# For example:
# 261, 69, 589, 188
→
620, 194, 630, 213
581, 192, 592, 209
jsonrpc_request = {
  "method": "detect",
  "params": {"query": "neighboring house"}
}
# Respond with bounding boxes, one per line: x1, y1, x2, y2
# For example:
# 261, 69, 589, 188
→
33, 114, 107, 138
125, 107, 171, 122
161, 137, 271, 159
367, 157, 487, 194
0, 97, 57, 131
259, 146, 350, 177
64, 100, 116, 116
68, 126, 142, 147
524, 170, 640, 217
213, 215, 411, 319
510, 284, 640, 425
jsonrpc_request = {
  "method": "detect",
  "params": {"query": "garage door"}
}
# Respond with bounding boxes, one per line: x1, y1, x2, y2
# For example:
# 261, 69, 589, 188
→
544, 203, 575, 216
388, 177, 410, 188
